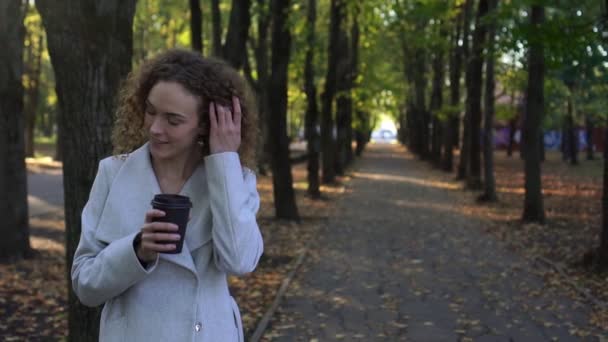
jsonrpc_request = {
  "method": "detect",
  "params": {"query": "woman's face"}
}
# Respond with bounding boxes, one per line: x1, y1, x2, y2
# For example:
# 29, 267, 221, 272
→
143, 81, 203, 162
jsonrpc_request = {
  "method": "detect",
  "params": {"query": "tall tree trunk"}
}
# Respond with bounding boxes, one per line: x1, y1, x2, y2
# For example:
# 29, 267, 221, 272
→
454, 0, 475, 151
465, 0, 489, 189
355, 110, 368, 156
211, 0, 223, 56
586, 115, 595, 160
443, 6, 464, 172
24, 27, 43, 158
566, 83, 578, 165
0, 0, 31, 261
320, 0, 344, 184
598, 126, 608, 269
254, 0, 271, 175
479, 0, 498, 202
37, 1, 136, 340
594, 0, 608, 272
223, 0, 251, 69
457, 0, 474, 178
507, 117, 516, 156
304, 0, 320, 198
190, 0, 203, 53
268, 0, 299, 220
521, 5, 545, 224
335, 27, 350, 175
430, 22, 446, 167
413, 42, 429, 159
345, 9, 360, 166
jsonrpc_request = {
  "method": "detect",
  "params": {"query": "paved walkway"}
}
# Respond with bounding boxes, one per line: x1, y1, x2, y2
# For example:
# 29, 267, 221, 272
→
262, 144, 604, 341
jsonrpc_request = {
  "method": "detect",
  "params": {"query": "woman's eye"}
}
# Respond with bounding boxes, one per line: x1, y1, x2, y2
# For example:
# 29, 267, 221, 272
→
168, 119, 180, 126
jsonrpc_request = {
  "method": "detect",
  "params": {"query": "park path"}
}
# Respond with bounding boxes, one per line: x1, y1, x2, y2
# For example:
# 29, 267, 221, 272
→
261, 143, 604, 341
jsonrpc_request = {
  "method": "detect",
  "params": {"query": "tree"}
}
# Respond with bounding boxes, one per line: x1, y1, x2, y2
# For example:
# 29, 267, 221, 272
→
250, 0, 271, 175
304, 0, 321, 198
223, 0, 252, 69
23, 4, 44, 158
190, 0, 203, 53
0, 0, 31, 261
521, 4, 546, 224
320, 0, 345, 184
268, 0, 299, 220
479, 0, 499, 202
211, 0, 223, 56
36, 1, 136, 339
430, 20, 446, 168
595, 0, 608, 270
443, 3, 465, 172
456, 0, 474, 180
465, 0, 489, 189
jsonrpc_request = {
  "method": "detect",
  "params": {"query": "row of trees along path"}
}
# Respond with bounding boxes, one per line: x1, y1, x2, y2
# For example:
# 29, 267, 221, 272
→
262, 144, 604, 341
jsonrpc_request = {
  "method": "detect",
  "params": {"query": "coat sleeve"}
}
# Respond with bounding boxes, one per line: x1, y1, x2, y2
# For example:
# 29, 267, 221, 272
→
205, 152, 264, 275
71, 158, 159, 307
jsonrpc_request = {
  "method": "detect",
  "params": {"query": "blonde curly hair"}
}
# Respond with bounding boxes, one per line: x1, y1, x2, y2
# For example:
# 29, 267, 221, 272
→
112, 49, 258, 169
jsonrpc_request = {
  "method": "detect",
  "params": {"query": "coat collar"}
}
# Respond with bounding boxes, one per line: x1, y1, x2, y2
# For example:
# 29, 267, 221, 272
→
94, 142, 210, 275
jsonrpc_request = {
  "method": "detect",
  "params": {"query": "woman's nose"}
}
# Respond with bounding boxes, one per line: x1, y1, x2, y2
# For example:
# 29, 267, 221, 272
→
149, 116, 164, 135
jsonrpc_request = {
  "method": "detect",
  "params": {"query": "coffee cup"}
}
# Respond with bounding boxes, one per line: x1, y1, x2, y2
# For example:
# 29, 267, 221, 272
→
150, 194, 192, 254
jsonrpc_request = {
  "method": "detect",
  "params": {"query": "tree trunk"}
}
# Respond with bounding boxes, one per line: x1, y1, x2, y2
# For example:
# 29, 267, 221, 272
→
320, 0, 344, 184
507, 117, 516, 156
345, 9, 360, 166
335, 26, 350, 176
566, 83, 578, 165
36, 1, 136, 340
454, 0, 474, 150
479, 0, 498, 202
442, 7, 464, 172
521, 5, 545, 224
594, 0, 608, 272
0, 0, 31, 261
223, 0, 251, 69
456, 0, 474, 179
254, 0, 271, 175
211, 0, 223, 56
355, 110, 368, 156
430, 22, 446, 168
24, 27, 43, 158
598, 127, 608, 270
465, 0, 489, 189
304, 0, 320, 198
413, 44, 429, 159
190, 0, 203, 53
268, 0, 299, 220
586, 115, 595, 160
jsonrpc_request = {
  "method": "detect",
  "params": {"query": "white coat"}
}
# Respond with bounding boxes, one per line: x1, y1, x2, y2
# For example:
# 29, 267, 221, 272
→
71, 142, 263, 341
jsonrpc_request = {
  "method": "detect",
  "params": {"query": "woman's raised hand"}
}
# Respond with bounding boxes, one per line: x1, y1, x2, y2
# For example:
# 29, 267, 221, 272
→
208, 96, 241, 154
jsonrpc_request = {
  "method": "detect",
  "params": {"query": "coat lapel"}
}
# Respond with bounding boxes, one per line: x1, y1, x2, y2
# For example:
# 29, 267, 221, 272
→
94, 142, 199, 275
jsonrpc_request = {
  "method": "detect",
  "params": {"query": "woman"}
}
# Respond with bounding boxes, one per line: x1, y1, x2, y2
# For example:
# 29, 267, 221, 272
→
71, 49, 263, 341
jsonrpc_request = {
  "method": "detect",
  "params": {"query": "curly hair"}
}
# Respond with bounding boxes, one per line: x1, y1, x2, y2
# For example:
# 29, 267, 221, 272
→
112, 49, 258, 169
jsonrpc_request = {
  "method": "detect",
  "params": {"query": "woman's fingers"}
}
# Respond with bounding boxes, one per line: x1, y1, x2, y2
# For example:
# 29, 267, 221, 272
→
141, 240, 176, 252
217, 103, 226, 127
141, 221, 178, 233
141, 231, 180, 242
209, 101, 218, 131
144, 209, 165, 223
232, 96, 242, 128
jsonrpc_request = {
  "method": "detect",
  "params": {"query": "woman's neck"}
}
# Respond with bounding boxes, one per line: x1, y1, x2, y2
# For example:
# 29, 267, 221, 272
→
150, 148, 202, 190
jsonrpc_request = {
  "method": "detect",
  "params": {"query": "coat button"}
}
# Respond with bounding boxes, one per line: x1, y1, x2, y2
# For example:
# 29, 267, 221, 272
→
195, 322, 202, 332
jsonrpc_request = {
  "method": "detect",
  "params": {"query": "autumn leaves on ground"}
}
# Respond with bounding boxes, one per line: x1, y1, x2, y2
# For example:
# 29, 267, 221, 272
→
0, 145, 606, 340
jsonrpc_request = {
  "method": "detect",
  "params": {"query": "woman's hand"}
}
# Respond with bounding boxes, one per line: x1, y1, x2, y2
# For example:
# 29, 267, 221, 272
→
208, 96, 241, 154
135, 209, 180, 262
